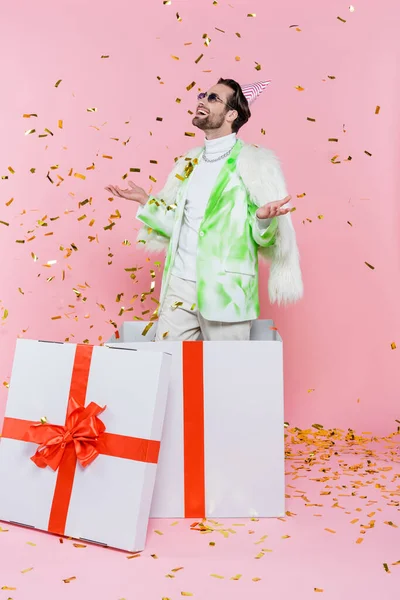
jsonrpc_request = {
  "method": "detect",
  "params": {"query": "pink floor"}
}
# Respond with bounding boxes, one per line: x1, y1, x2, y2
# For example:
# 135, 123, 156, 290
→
1, 428, 399, 600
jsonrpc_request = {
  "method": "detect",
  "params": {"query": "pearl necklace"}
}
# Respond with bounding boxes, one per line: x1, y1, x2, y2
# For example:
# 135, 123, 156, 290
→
202, 146, 234, 163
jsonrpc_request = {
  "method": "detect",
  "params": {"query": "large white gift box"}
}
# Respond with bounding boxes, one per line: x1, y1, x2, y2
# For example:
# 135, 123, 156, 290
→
107, 320, 285, 518
0, 339, 171, 551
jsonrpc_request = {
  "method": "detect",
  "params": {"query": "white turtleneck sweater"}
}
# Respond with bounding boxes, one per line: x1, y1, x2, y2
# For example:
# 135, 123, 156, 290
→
172, 133, 238, 281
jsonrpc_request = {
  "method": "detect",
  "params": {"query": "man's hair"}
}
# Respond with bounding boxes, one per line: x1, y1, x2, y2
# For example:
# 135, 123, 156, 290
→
217, 77, 251, 133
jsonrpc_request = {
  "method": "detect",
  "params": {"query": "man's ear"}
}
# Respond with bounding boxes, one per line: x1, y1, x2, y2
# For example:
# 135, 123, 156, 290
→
226, 109, 238, 123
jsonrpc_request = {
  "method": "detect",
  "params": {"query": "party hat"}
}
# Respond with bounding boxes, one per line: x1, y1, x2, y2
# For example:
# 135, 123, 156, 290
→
241, 80, 271, 105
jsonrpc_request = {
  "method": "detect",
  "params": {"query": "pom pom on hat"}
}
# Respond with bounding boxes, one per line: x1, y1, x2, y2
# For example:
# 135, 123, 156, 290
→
241, 80, 271, 105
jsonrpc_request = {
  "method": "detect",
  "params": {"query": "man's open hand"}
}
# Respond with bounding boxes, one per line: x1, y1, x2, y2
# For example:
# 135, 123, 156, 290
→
105, 181, 149, 206
256, 196, 291, 220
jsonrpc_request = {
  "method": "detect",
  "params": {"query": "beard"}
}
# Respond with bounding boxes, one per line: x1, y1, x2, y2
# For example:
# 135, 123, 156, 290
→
192, 111, 226, 131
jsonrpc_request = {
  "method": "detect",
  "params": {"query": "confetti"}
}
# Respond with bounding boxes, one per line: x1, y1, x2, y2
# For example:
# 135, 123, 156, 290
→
328, 138, 339, 142
186, 81, 196, 91
154, 529, 164, 535
55, 79, 62, 87
383, 563, 390, 573
21, 567, 34, 574
181, 594, 193, 597
295, 86, 305, 91
0, 220, 9, 227
314, 589, 324, 593
337, 16, 347, 23
195, 54, 204, 64
391, 342, 397, 350
307, 117, 316, 122
210, 574, 224, 579
185, 132, 195, 137
349, 5, 355, 12
375, 105, 381, 114
127, 553, 141, 559
1, 586, 16, 590
364, 262, 375, 270
324, 528, 336, 534
253, 577, 261, 582
73, 543, 87, 548
87, 107, 97, 112
364, 150, 372, 157
247, 13, 256, 17
63, 576, 76, 583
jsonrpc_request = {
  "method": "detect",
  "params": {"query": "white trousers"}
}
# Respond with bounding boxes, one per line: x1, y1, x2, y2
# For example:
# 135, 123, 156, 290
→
155, 274, 252, 342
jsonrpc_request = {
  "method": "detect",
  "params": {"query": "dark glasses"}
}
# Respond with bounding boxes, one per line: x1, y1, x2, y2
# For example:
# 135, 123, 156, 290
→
197, 92, 234, 110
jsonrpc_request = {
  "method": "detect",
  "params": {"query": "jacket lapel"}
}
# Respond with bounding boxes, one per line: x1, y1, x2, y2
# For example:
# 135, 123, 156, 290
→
202, 139, 243, 222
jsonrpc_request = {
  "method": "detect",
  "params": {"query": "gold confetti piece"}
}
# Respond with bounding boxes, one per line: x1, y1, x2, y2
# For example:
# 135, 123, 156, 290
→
195, 54, 204, 64
55, 79, 62, 87
295, 85, 305, 91
391, 342, 397, 350
21, 567, 34, 574
102, 155, 113, 159
73, 543, 87, 548
154, 529, 163, 535
176, 12, 182, 21
325, 528, 336, 534
337, 16, 347, 22
0, 220, 9, 227
25, 129, 36, 135
63, 576, 76, 583
87, 107, 97, 112
185, 132, 195, 137
127, 553, 141, 559
181, 593, 193, 597
307, 117, 316, 122
186, 81, 196, 91
8, 166, 15, 174
74, 173, 86, 180
331, 155, 341, 164
314, 589, 324, 593
230, 574, 242, 581
375, 105, 381, 114
383, 563, 390, 573
210, 574, 224, 579
349, 5, 355, 12
209, 541, 215, 546
5, 197, 14, 206
253, 577, 261, 582
0, 525, 9, 530
247, 13, 256, 17
356, 538, 364, 544
51, 316, 62, 320
318, 215, 324, 220
385, 521, 398, 527
156, 117, 163, 122
1, 586, 16, 590
255, 62, 262, 71
365, 262, 375, 270
26, 541, 36, 545
328, 138, 338, 142
163, 0, 171, 4
364, 150, 372, 156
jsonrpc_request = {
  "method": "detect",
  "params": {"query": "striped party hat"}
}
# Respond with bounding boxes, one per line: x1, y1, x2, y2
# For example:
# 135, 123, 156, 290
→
241, 80, 271, 105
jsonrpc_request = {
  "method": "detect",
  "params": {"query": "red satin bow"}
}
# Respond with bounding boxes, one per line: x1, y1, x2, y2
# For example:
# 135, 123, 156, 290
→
26, 397, 107, 471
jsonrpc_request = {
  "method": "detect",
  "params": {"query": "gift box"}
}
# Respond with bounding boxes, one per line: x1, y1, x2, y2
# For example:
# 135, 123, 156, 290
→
106, 320, 285, 518
0, 339, 171, 551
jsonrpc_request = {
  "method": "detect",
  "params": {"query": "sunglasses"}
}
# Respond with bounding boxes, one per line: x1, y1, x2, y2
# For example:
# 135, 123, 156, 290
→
197, 92, 235, 110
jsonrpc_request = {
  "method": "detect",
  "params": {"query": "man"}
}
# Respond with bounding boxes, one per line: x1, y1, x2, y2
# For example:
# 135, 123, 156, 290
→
106, 78, 303, 341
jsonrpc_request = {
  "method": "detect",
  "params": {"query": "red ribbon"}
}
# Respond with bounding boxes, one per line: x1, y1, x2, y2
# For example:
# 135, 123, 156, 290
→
1, 344, 160, 535
27, 397, 106, 471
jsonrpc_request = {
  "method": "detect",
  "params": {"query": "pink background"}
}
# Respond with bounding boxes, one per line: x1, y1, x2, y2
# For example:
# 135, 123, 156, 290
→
1, 0, 399, 433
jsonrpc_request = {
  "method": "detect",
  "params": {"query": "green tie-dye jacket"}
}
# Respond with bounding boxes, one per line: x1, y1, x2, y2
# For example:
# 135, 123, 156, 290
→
136, 139, 303, 322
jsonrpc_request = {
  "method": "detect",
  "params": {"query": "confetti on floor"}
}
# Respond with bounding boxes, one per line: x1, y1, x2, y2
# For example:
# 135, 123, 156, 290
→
0, 429, 398, 599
